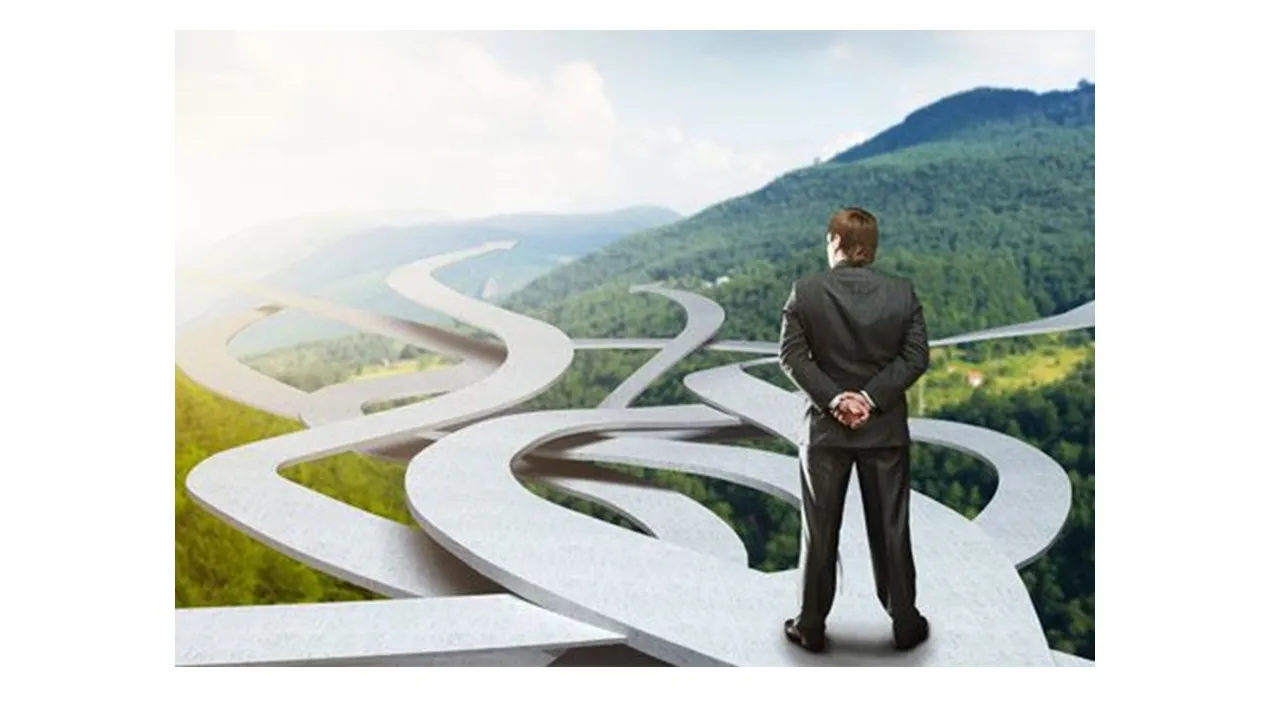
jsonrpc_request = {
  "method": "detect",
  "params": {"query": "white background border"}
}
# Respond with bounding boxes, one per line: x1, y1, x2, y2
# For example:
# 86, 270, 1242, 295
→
4, 0, 1267, 699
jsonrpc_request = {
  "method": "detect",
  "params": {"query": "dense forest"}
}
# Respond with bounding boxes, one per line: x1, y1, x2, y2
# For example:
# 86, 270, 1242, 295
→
829, 81, 1094, 165
506, 128, 1093, 343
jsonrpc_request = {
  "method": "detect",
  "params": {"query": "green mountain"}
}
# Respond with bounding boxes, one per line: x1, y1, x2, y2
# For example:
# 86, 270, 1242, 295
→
830, 80, 1094, 164
506, 83, 1094, 343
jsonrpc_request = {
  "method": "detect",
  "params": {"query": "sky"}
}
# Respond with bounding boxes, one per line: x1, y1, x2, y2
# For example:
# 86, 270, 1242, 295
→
176, 30, 1094, 257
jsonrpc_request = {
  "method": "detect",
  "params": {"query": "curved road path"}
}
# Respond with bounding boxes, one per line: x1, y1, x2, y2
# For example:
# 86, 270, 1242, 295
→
683, 361, 1072, 569
181, 243, 580, 666
596, 284, 725, 409
405, 405, 1055, 666
177, 247, 1095, 666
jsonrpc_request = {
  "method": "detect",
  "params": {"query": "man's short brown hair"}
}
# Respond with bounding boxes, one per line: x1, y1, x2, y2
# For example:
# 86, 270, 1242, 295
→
828, 206, 879, 264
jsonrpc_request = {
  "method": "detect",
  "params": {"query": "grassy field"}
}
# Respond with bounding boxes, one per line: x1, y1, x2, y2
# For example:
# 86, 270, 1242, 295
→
746, 335, 1093, 417
351, 356, 448, 381
241, 332, 452, 392
175, 367, 404, 607
917, 337, 1094, 412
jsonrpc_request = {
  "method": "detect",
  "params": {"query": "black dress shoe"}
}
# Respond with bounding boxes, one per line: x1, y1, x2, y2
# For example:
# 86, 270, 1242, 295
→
893, 615, 930, 651
784, 618, 827, 653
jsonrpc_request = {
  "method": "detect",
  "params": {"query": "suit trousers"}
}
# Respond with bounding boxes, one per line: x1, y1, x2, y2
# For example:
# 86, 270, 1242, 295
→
796, 444, 921, 631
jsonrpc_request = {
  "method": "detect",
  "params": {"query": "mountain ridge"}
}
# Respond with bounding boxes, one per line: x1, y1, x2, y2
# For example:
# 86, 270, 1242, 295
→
830, 81, 1095, 165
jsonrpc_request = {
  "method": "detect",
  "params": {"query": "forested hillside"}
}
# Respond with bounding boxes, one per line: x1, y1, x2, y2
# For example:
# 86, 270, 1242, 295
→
506, 84, 1094, 341
830, 81, 1094, 164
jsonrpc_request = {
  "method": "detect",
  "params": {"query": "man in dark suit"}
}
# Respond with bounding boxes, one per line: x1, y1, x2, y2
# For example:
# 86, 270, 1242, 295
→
777, 206, 931, 654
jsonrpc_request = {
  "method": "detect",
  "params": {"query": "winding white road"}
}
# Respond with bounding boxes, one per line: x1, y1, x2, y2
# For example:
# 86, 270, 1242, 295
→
180, 243, 578, 666
176, 243, 1096, 667
683, 362, 1073, 569
404, 405, 1054, 666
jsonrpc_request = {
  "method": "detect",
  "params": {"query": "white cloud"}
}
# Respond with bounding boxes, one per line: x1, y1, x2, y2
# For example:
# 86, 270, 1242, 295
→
177, 32, 783, 250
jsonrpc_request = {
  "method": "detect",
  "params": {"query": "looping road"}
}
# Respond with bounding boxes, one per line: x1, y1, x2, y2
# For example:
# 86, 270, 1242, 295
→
175, 242, 1095, 667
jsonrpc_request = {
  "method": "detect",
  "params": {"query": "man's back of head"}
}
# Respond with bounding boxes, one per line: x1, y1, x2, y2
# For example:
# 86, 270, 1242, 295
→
827, 206, 880, 267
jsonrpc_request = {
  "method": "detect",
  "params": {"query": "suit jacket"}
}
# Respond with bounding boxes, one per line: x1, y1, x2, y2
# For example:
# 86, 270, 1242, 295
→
778, 260, 929, 448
